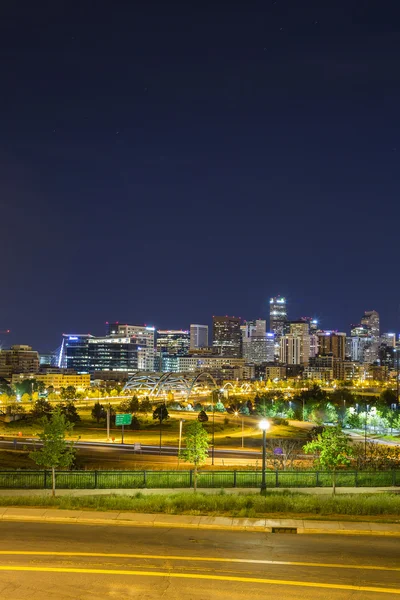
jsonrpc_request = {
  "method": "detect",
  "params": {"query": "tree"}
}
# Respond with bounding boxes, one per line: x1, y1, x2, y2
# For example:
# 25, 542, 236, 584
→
6, 401, 26, 416
29, 408, 77, 496
59, 402, 80, 423
267, 438, 303, 471
379, 389, 397, 408
180, 421, 209, 491
91, 401, 106, 424
303, 426, 353, 494
60, 386, 76, 401
198, 410, 208, 422
140, 398, 153, 413
153, 404, 169, 423
214, 401, 225, 412
32, 398, 53, 419
117, 396, 139, 413
130, 415, 141, 430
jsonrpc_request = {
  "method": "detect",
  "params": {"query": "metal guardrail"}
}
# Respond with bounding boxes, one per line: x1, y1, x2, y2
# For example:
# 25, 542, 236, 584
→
0, 469, 398, 490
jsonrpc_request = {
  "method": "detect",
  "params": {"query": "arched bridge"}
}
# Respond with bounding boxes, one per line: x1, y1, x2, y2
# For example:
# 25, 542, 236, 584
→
123, 371, 217, 400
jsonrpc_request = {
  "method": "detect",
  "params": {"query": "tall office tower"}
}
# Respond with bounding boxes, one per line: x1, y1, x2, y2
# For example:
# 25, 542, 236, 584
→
317, 331, 346, 359
269, 297, 287, 338
361, 310, 380, 338
190, 324, 209, 349
289, 321, 310, 336
280, 334, 310, 365
107, 323, 155, 371
349, 323, 378, 364
241, 319, 267, 341
381, 333, 396, 348
309, 334, 319, 358
212, 316, 242, 358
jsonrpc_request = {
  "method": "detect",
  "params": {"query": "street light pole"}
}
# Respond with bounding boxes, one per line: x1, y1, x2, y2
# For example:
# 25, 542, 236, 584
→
234, 411, 244, 449
259, 419, 270, 495
396, 347, 399, 406
178, 418, 184, 467
211, 390, 216, 466
364, 402, 369, 461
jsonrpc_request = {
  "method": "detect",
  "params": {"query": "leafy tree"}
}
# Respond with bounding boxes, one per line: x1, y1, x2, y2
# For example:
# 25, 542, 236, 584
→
180, 421, 209, 491
198, 410, 208, 422
59, 402, 80, 423
117, 396, 140, 413
21, 393, 31, 403
346, 411, 361, 429
32, 398, 53, 419
353, 441, 400, 471
14, 379, 35, 396
60, 386, 76, 401
153, 404, 169, 423
7, 401, 26, 416
140, 398, 153, 413
246, 399, 254, 414
214, 401, 225, 412
379, 389, 397, 408
130, 415, 141, 430
29, 408, 77, 496
91, 401, 106, 424
0, 378, 12, 396
304, 426, 353, 494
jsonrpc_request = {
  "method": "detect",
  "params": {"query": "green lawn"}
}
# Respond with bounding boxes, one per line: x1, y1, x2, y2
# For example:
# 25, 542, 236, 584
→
0, 410, 308, 449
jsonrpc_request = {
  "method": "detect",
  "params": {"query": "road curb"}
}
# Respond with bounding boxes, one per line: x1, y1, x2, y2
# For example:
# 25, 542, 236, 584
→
2, 508, 400, 536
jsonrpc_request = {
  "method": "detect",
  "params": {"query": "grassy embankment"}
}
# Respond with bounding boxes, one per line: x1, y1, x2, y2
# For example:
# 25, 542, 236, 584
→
0, 411, 309, 469
0, 491, 399, 521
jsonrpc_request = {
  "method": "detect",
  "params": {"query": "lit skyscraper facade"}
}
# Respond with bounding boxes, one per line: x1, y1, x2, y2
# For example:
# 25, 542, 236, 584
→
107, 323, 155, 371
361, 310, 380, 338
269, 297, 287, 338
60, 334, 139, 374
212, 316, 242, 358
190, 324, 209, 349
156, 330, 190, 356
317, 331, 346, 359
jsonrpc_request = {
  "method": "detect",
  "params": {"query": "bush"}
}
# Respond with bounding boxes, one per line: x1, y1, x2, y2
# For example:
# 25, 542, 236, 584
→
272, 417, 289, 426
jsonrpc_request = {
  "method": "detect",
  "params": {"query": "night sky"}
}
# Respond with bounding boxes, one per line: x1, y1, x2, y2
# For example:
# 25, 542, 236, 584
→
2, 1, 400, 352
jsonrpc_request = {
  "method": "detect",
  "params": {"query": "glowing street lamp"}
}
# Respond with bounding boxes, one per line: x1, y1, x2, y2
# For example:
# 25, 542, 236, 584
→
259, 419, 270, 495
234, 411, 244, 449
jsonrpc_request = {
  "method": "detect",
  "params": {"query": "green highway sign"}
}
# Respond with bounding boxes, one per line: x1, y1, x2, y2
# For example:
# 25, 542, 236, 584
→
116, 413, 132, 426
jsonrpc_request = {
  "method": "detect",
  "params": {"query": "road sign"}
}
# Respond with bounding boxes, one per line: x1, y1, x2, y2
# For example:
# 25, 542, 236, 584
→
116, 413, 132, 426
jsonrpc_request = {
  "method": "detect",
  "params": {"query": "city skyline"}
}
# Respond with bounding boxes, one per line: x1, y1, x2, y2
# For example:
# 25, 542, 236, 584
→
0, 300, 395, 354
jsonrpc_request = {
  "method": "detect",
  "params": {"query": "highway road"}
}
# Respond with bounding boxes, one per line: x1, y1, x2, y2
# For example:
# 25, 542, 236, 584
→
0, 438, 265, 460
0, 521, 398, 598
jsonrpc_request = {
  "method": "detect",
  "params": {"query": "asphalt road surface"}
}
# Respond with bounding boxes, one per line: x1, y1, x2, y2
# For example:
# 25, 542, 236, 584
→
0, 438, 264, 460
0, 521, 399, 598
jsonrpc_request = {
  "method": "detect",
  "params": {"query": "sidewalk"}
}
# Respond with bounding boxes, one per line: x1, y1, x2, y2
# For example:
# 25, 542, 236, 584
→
0, 486, 398, 496
0, 505, 400, 536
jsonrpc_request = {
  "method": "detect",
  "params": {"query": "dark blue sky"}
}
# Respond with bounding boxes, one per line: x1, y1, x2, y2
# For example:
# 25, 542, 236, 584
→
1, 1, 400, 351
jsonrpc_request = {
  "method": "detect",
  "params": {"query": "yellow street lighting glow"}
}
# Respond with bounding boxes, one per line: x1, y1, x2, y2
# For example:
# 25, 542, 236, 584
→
259, 419, 270, 431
